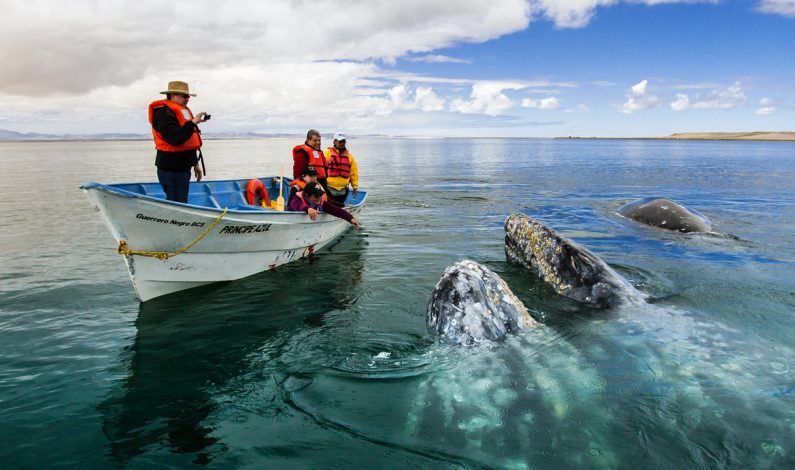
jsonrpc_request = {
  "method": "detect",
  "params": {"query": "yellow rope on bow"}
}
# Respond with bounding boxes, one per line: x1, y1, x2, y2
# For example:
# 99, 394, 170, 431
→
117, 208, 228, 261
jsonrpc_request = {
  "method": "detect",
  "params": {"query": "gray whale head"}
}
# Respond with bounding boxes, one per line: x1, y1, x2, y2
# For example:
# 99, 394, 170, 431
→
617, 197, 711, 233
504, 213, 641, 308
427, 260, 537, 345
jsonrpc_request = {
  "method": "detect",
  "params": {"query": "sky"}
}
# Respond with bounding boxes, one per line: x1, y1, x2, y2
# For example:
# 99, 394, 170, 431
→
0, 0, 793, 137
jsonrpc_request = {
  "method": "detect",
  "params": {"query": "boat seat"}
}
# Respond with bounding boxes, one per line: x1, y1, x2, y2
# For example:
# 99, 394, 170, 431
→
134, 183, 165, 199
188, 194, 221, 208
212, 191, 243, 208
209, 180, 242, 193
212, 190, 260, 210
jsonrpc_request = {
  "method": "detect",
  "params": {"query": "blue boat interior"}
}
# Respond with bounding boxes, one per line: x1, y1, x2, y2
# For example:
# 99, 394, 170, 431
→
85, 177, 366, 211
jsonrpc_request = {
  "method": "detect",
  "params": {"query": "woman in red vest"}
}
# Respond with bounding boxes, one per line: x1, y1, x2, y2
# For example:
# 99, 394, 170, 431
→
148, 81, 210, 203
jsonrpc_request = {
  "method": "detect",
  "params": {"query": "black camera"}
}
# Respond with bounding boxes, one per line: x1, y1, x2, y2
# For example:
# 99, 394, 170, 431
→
202, 114, 211, 121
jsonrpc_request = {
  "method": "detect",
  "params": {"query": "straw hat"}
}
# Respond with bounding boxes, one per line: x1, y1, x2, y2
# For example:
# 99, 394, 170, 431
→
160, 80, 196, 96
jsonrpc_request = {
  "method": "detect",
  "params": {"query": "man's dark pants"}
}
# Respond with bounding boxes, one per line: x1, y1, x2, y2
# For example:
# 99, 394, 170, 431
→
157, 168, 191, 203
326, 186, 349, 207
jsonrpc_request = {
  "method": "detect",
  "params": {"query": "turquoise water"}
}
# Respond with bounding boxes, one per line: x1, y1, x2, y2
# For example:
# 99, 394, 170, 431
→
1, 138, 794, 468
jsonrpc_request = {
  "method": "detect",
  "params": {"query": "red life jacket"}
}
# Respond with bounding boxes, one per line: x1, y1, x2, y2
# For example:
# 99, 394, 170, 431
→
326, 147, 351, 178
293, 144, 327, 179
148, 100, 202, 152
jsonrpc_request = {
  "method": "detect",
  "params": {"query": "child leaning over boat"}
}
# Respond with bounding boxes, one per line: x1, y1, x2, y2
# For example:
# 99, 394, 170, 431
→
288, 165, 319, 207
288, 181, 360, 229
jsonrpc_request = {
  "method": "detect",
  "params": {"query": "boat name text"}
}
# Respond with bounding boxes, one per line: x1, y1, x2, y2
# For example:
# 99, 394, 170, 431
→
136, 213, 206, 227
219, 224, 272, 234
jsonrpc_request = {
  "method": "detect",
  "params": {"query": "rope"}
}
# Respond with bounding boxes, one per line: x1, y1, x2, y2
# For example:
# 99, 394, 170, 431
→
117, 208, 228, 261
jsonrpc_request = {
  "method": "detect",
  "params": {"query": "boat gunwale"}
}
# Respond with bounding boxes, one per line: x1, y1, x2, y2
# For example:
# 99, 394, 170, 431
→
81, 179, 367, 215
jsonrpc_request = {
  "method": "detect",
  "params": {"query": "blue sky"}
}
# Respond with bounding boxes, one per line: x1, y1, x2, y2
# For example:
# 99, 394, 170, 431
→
0, 0, 793, 137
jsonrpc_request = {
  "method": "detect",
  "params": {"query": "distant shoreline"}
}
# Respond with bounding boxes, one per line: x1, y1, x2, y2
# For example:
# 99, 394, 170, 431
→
1, 131, 794, 142
558, 132, 795, 141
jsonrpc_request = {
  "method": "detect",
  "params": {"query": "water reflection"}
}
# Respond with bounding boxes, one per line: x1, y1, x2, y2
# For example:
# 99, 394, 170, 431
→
99, 234, 365, 464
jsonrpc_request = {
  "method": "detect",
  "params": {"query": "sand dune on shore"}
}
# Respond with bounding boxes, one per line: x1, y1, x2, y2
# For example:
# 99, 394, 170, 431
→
664, 132, 795, 141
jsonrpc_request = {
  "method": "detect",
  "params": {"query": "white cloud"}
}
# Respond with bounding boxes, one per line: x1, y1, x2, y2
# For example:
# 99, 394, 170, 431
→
0, 1, 721, 97
757, 0, 795, 17
564, 103, 589, 113
414, 87, 446, 111
0, 0, 542, 133
407, 55, 472, 64
0, 0, 755, 136
389, 84, 446, 111
671, 94, 692, 111
756, 97, 777, 115
531, 1, 718, 29
0, 0, 532, 96
532, 0, 617, 29
521, 96, 561, 109
672, 82, 725, 90
669, 82, 747, 111
450, 82, 520, 116
621, 79, 660, 114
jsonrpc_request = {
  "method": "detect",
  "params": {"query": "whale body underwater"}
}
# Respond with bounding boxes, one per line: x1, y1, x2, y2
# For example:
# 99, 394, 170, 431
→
427, 203, 713, 344
427, 213, 643, 344
617, 196, 711, 233
418, 213, 795, 467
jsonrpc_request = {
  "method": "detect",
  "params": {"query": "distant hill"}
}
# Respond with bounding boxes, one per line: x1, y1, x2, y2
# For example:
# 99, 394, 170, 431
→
0, 129, 61, 140
558, 131, 795, 141
0, 128, 148, 141
5, 127, 791, 142
663, 132, 795, 141
0, 128, 305, 142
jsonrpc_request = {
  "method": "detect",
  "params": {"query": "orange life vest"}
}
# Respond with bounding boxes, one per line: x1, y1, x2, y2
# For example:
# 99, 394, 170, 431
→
293, 144, 327, 179
326, 148, 351, 178
148, 99, 202, 152
289, 179, 308, 189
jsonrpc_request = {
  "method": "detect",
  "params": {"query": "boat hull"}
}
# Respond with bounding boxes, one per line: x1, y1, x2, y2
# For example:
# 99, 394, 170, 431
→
83, 180, 363, 301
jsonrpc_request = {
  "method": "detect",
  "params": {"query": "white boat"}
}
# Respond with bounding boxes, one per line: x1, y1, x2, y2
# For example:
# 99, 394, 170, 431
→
82, 177, 366, 302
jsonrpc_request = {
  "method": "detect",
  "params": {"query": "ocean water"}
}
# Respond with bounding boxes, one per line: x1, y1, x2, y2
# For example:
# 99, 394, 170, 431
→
1, 138, 794, 468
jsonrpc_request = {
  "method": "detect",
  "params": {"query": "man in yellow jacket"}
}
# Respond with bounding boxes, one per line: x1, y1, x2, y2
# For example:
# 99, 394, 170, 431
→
324, 132, 359, 207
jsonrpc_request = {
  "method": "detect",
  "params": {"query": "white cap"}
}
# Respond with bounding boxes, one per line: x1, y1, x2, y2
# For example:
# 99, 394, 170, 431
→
333, 132, 347, 141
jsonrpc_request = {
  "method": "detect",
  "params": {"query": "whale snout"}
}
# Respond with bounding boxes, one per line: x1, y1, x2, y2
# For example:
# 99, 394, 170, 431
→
427, 260, 537, 345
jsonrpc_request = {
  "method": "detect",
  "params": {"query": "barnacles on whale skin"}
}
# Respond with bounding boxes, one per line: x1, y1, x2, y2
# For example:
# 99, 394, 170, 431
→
504, 213, 642, 308
427, 260, 537, 345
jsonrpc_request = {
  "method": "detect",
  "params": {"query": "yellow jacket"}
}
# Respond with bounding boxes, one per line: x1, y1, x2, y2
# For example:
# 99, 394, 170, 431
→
324, 148, 359, 191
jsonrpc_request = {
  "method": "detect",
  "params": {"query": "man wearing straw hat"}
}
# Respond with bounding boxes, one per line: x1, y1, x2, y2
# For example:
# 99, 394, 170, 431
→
148, 80, 210, 203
